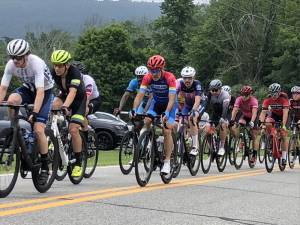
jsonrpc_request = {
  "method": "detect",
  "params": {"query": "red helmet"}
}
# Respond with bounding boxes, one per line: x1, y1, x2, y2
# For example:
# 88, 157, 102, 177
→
240, 85, 253, 95
147, 55, 165, 69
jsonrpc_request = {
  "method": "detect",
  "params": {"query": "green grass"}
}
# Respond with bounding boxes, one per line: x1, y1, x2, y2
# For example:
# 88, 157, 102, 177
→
98, 149, 119, 166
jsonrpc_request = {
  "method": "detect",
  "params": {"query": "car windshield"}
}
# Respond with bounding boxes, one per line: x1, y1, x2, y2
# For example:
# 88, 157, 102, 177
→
95, 112, 118, 121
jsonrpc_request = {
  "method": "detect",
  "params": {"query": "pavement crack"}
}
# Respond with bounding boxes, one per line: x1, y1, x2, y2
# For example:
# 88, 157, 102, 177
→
87, 201, 277, 225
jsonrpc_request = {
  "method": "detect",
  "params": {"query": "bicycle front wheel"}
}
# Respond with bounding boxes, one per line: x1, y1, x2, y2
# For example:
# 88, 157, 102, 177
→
288, 136, 297, 169
0, 128, 20, 198
84, 130, 99, 178
134, 130, 154, 187
258, 134, 266, 163
200, 135, 212, 174
233, 136, 245, 170
119, 131, 135, 175
264, 135, 275, 173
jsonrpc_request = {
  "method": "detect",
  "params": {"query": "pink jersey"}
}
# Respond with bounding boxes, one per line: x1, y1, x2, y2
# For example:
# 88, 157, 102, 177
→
234, 96, 258, 118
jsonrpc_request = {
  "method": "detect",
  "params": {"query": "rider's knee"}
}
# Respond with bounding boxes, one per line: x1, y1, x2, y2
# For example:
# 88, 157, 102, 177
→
7, 93, 22, 105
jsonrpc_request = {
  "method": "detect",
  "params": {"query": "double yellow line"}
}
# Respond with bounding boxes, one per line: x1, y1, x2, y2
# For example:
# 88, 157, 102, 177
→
0, 169, 269, 217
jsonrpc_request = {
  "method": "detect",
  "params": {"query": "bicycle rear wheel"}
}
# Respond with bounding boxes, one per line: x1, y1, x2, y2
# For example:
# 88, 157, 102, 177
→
288, 136, 297, 169
84, 129, 99, 178
258, 134, 266, 163
119, 131, 135, 175
216, 138, 228, 172
264, 135, 275, 173
228, 135, 235, 166
32, 129, 59, 193
200, 135, 212, 174
0, 128, 20, 198
134, 130, 154, 187
172, 133, 183, 178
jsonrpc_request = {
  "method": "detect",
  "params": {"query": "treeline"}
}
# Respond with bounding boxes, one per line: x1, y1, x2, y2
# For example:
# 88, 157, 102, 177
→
0, 0, 299, 112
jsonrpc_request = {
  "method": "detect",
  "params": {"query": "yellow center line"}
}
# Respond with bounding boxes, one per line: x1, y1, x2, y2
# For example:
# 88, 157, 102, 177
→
0, 169, 265, 209
0, 169, 267, 217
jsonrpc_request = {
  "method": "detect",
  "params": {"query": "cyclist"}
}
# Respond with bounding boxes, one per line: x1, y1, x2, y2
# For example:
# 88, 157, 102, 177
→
176, 66, 204, 156
0, 39, 54, 184
259, 83, 289, 165
289, 86, 300, 155
230, 86, 259, 162
206, 79, 230, 155
50, 50, 86, 177
114, 66, 151, 116
132, 55, 177, 174
222, 85, 235, 120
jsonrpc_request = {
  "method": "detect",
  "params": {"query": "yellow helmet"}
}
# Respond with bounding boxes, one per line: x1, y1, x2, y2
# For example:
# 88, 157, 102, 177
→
51, 50, 72, 64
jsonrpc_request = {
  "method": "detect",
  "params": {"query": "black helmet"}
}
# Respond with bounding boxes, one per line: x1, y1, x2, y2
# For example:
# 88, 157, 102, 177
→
72, 61, 87, 74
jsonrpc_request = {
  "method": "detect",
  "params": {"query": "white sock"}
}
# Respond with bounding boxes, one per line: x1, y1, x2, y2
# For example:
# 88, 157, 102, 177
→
282, 151, 287, 160
220, 141, 225, 148
164, 159, 170, 164
192, 135, 198, 149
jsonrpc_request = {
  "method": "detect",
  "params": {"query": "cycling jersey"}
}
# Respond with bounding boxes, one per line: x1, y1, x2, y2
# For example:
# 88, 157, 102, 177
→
262, 94, 289, 118
234, 96, 258, 119
51, 65, 86, 125
207, 90, 230, 121
176, 78, 203, 106
126, 78, 151, 104
1, 54, 54, 91
82, 74, 100, 100
290, 99, 300, 121
140, 71, 176, 104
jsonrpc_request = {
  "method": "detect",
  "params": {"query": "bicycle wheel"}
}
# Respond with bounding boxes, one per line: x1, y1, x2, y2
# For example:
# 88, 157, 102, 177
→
68, 133, 87, 185
161, 132, 178, 184
172, 133, 183, 178
0, 128, 20, 198
216, 137, 228, 172
84, 129, 99, 178
247, 149, 256, 169
258, 134, 266, 163
233, 136, 245, 170
264, 135, 275, 173
56, 156, 68, 181
134, 130, 154, 187
288, 136, 297, 169
119, 131, 135, 175
200, 135, 212, 174
186, 134, 201, 176
32, 129, 59, 193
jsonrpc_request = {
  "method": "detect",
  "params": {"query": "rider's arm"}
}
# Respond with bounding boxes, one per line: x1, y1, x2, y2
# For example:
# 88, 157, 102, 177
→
165, 75, 177, 112
133, 76, 149, 110
259, 110, 267, 123
63, 88, 77, 108
251, 107, 258, 122
192, 95, 201, 111
118, 91, 131, 111
33, 67, 46, 113
166, 93, 176, 112
282, 108, 289, 127
133, 91, 145, 110
231, 106, 239, 121
221, 99, 230, 119
0, 85, 8, 102
144, 93, 153, 112
0, 63, 13, 102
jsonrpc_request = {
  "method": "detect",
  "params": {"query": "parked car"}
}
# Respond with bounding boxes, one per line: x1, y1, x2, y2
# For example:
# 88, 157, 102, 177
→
88, 112, 129, 150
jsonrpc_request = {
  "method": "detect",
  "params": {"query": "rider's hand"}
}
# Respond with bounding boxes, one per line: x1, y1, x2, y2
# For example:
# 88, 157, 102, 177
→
129, 109, 136, 119
61, 106, 70, 116
28, 112, 38, 123
249, 121, 255, 129
113, 108, 120, 116
162, 111, 170, 123
191, 109, 197, 117
219, 117, 227, 124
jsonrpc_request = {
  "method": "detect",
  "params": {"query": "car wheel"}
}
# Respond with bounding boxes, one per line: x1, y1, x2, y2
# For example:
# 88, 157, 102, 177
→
97, 131, 114, 150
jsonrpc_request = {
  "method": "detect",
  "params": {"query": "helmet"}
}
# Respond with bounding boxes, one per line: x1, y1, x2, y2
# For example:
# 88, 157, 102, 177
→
291, 86, 300, 93
72, 61, 87, 74
7, 39, 30, 56
135, 66, 148, 76
147, 55, 165, 69
268, 83, 281, 94
181, 66, 196, 78
240, 85, 253, 95
209, 79, 222, 90
222, 85, 231, 94
51, 50, 72, 64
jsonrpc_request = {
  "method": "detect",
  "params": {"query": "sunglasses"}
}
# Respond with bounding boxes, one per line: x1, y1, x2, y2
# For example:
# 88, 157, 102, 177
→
150, 69, 160, 75
53, 64, 66, 69
210, 89, 220, 93
183, 77, 193, 80
270, 92, 279, 97
10, 55, 24, 61
292, 92, 300, 95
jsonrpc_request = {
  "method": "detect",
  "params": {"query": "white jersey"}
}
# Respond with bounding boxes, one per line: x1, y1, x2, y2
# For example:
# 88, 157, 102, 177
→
1, 54, 54, 91
82, 74, 99, 99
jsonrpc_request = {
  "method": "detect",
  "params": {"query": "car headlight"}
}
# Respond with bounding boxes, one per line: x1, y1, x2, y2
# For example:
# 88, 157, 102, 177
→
114, 125, 126, 130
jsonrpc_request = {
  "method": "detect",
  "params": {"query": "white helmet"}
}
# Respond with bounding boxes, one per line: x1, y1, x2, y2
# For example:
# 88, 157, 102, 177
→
222, 85, 231, 94
291, 86, 300, 93
181, 66, 196, 78
209, 79, 222, 90
7, 39, 30, 56
269, 83, 281, 94
135, 66, 148, 76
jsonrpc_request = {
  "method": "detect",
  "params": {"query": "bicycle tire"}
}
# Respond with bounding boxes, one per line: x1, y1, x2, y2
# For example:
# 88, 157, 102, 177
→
172, 133, 183, 178
84, 130, 99, 178
288, 136, 297, 169
200, 134, 212, 174
119, 131, 135, 175
228, 135, 235, 166
0, 128, 20, 198
264, 135, 275, 173
258, 134, 266, 163
233, 136, 245, 170
216, 137, 228, 172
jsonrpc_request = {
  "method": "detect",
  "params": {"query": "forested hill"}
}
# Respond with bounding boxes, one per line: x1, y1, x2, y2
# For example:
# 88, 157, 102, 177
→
0, 0, 161, 37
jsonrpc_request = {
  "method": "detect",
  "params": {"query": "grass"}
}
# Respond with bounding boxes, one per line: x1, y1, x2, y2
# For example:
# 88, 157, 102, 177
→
98, 149, 119, 166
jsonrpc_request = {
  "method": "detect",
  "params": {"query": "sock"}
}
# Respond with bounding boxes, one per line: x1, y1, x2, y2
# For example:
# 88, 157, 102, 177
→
191, 135, 198, 149
220, 141, 225, 149
75, 152, 82, 166
253, 149, 257, 157
282, 151, 287, 160
41, 153, 49, 171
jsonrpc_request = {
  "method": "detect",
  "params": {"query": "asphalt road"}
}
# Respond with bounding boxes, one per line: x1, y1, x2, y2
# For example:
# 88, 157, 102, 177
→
0, 162, 299, 225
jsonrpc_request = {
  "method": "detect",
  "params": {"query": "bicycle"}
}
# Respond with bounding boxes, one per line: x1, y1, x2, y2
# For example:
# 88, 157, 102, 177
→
134, 115, 178, 187
262, 121, 286, 173
200, 121, 228, 174
173, 113, 201, 177
48, 109, 87, 184
288, 121, 300, 169
257, 132, 266, 163
230, 122, 256, 170
0, 103, 59, 198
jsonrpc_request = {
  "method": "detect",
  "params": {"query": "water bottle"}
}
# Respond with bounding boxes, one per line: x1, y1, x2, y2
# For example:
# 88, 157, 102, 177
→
157, 136, 164, 152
